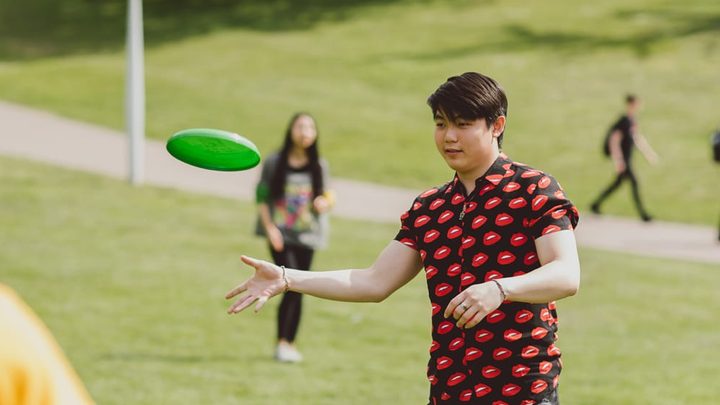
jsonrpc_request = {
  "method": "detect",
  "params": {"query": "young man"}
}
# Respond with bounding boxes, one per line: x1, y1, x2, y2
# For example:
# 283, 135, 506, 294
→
591, 94, 659, 221
226, 72, 580, 404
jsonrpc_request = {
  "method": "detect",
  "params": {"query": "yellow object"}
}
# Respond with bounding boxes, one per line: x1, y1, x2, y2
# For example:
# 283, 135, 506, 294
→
323, 190, 337, 208
0, 284, 94, 405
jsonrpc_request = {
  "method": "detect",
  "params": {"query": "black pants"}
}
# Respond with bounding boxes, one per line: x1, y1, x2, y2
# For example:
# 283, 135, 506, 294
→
270, 244, 314, 343
592, 166, 649, 218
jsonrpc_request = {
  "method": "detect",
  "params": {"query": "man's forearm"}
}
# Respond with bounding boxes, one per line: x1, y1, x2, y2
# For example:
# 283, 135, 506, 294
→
498, 259, 580, 304
286, 267, 387, 303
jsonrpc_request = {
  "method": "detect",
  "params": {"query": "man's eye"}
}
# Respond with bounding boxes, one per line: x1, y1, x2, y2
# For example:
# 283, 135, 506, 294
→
435, 122, 445, 128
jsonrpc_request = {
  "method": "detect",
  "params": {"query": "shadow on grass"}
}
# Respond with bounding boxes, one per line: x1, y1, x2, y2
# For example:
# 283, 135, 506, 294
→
0, 0, 424, 60
373, 7, 720, 62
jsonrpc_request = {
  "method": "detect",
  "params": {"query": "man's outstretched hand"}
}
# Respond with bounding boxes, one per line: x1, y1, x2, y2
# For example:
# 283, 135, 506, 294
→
225, 255, 286, 314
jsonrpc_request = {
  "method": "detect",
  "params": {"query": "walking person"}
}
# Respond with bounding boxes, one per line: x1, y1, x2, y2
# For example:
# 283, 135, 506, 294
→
254, 112, 333, 362
230, 73, 580, 404
591, 94, 659, 221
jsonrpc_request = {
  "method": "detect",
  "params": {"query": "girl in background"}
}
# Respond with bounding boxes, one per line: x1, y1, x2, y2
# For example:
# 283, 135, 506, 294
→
255, 112, 332, 362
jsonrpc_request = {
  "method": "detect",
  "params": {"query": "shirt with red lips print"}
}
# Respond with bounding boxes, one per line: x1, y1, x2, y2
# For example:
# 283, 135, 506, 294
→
395, 154, 579, 405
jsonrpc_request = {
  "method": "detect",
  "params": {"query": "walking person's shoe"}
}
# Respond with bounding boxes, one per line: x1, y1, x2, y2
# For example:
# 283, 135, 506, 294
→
274, 342, 303, 363
640, 212, 653, 222
590, 202, 601, 215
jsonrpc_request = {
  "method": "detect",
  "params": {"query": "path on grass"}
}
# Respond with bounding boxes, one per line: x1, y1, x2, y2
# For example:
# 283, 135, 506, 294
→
1, 100, 718, 264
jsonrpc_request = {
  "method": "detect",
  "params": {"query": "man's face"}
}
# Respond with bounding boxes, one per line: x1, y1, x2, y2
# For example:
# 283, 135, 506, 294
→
433, 111, 503, 176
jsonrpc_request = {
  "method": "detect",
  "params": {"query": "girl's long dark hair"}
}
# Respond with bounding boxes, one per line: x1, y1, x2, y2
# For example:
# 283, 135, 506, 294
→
269, 112, 324, 200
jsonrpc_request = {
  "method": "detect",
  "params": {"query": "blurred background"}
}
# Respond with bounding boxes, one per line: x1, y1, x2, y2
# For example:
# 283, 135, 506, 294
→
1, 0, 718, 404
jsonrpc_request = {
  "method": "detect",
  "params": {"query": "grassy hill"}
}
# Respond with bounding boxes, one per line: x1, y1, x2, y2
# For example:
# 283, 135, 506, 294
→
0, 0, 719, 224
1, 155, 718, 404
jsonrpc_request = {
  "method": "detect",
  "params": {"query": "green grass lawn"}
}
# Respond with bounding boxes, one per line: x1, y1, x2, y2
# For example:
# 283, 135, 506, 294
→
1, 0, 719, 225
1, 155, 718, 404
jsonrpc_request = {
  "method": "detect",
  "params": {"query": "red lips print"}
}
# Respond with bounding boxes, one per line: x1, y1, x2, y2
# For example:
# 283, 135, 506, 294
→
464, 346, 483, 362
425, 266, 438, 279
447, 372, 467, 387
429, 198, 445, 210
437, 321, 454, 334
486, 310, 506, 324
460, 272, 476, 287
503, 182, 521, 192
497, 251, 516, 265
459, 390, 473, 402
484, 270, 503, 282
531, 327, 548, 340
471, 215, 488, 229
485, 197, 502, 210
530, 379, 549, 394
486, 174, 503, 185
542, 225, 561, 235
434, 282, 453, 297
515, 309, 534, 323
503, 329, 522, 342
492, 347, 512, 361
438, 210, 455, 224
399, 238, 416, 249
475, 329, 494, 343
502, 383, 521, 397
414, 215, 431, 228
538, 176, 551, 189
521, 345, 540, 359
464, 201, 478, 214
503, 169, 516, 178
428, 374, 438, 385
440, 392, 451, 401
495, 213, 514, 227
521, 170, 541, 178
472, 252, 489, 267
449, 337, 465, 351
481, 365, 501, 378
523, 252, 539, 265
447, 263, 462, 277
531, 195, 549, 211
474, 383, 492, 398
461, 236, 477, 250
421, 188, 439, 198
539, 361, 553, 374
479, 184, 495, 196
547, 344, 561, 356
433, 246, 451, 260
551, 208, 567, 219
451, 193, 465, 205
430, 340, 440, 353
540, 308, 552, 322
484, 231, 501, 246
447, 226, 463, 239
526, 183, 537, 194
431, 302, 441, 316
512, 364, 530, 378
508, 197, 528, 209
437, 356, 453, 370
413, 201, 423, 211
424, 229, 441, 244
510, 233, 528, 247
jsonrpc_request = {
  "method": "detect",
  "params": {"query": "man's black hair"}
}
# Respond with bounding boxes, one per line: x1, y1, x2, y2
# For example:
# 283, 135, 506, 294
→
427, 72, 508, 147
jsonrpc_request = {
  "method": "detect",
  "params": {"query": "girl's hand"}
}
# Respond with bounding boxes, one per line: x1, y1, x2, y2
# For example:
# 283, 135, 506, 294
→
313, 195, 331, 214
267, 225, 284, 252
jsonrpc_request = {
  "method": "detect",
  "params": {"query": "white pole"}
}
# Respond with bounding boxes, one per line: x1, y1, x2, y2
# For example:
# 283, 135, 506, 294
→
126, 0, 145, 185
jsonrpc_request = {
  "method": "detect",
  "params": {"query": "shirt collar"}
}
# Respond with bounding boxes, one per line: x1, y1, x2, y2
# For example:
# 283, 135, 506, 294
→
448, 153, 512, 196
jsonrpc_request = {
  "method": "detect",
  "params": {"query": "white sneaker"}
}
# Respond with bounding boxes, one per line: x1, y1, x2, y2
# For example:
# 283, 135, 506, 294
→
274, 344, 303, 363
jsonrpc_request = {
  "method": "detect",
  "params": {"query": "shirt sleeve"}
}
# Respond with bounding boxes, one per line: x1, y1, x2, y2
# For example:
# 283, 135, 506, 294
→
393, 197, 421, 251
255, 155, 276, 204
525, 175, 579, 240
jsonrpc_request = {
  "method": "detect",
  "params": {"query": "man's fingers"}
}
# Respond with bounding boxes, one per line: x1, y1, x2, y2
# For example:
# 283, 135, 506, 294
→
464, 312, 486, 329
444, 295, 463, 318
254, 296, 269, 313
225, 280, 249, 299
456, 307, 477, 329
240, 255, 261, 268
228, 295, 256, 314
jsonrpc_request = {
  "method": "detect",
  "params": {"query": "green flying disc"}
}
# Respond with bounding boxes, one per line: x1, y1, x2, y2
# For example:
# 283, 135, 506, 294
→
166, 128, 261, 171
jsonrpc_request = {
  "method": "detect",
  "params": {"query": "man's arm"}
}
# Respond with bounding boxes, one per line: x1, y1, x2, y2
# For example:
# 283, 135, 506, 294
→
608, 130, 626, 173
226, 241, 423, 313
446, 230, 580, 329
632, 132, 660, 165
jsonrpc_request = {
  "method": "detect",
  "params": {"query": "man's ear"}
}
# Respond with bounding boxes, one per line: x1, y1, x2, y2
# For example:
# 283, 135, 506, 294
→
492, 116, 506, 137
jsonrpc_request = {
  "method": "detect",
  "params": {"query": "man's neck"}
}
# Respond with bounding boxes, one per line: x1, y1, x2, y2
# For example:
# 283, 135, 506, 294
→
457, 150, 500, 194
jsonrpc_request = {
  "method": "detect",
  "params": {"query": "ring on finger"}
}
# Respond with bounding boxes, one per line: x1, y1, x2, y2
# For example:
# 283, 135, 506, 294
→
460, 303, 469, 311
